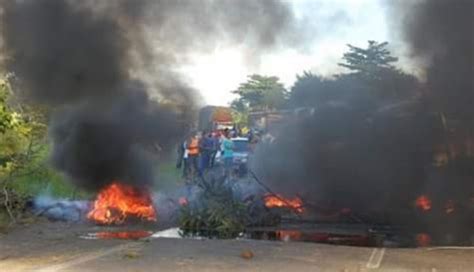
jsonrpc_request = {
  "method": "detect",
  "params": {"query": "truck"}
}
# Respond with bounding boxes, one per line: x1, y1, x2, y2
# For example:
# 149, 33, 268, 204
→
198, 106, 234, 132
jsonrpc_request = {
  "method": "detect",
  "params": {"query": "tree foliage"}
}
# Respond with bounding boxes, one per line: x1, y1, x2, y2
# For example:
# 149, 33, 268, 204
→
338, 40, 419, 99
0, 81, 14, 134
232, 75, 287, 111
289, 41, 418, 107
0, 76, 49, 222
289, 71, 338, 108
339, 40, 398, 77
230, 99, 249, 128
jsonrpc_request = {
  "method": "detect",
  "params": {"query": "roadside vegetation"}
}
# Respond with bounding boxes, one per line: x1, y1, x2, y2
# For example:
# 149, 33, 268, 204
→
231, 41, 418, 115
179, 176, 250, 239
0, 76, 84, 229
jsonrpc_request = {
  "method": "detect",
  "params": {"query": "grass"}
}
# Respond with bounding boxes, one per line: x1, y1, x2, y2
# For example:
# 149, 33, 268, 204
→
11, 159, 182, 199
6, 147, 182, 201
158, 161, 181, 180
0, 210, 9, 232
3, 143, 90, 199
10, 166, 91, 199
155, 160, 182, 190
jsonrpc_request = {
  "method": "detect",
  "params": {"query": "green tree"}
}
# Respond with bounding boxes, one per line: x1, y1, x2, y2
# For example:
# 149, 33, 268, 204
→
0, 81, 14, 134
339, 40, 398, 77
232, 75, 288, 111
289, 71, 339, 108
230, 99, 249, 128
0, 77, 49, 222
339, 40, 418, 99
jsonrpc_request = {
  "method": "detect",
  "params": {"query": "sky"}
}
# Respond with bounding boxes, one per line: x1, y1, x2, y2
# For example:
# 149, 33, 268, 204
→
178, 0, 409, 106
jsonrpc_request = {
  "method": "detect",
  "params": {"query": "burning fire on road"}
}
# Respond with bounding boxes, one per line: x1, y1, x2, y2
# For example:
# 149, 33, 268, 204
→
415, 195, 432, 212
96, 230, 153, 240
263, 194, 304, 214
87, 182, 157, 225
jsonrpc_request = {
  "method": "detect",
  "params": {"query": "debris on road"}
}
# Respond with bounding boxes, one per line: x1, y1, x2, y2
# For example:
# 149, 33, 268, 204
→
123, 250, 141, 259
240, 249, 254, 260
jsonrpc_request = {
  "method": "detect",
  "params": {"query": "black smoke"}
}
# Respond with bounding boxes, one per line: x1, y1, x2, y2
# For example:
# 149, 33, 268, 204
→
253, 0, 473, 238
0, 0, 306, 191
394, 0, 474, 121
254, 100, 438, 215
390, 0, 474, 240
50, 86, 182, 191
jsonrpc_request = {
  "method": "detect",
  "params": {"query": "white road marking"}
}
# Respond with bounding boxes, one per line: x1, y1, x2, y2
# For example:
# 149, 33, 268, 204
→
36, 242, 136, 272
426, 246, 474, 251
366, 248, 386, 269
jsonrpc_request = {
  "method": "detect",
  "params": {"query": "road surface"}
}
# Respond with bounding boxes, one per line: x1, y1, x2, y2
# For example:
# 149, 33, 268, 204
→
0, 221, 473, 271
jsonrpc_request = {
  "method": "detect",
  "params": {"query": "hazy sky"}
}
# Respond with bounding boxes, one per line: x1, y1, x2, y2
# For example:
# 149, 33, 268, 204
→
179, 0, 409, 106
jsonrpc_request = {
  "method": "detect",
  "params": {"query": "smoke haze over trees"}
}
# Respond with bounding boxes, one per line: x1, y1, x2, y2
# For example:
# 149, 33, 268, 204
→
252, 0, 473, 237
0, 0, 309, 191
255, 41, 429, 214
390, 0, 474, 121
288, 41, 419, 109
232, 75, 288, 112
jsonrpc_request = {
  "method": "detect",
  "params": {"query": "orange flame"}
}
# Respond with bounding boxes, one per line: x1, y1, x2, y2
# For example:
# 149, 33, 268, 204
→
415, 195, 432, 211
87, 182, 157, 224
96, 230, 152, 240
263, 194, 304, 213
276, 230, 303, 241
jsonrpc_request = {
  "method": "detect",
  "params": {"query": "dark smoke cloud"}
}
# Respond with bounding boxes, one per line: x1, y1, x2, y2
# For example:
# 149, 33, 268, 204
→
0, 0, 308, 191
253, 100, 437, 215
50, 84, 182, 191
392, 0, 474, 120
252, 0, 473, 240
387, 0, 474, 238
1, 0, 131, 103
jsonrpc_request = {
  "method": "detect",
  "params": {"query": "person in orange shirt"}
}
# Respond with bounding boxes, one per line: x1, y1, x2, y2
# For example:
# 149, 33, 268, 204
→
185, 131, 201, 179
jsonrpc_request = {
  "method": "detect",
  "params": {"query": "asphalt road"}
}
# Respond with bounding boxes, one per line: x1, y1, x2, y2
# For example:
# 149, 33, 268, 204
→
0, 221, 473, 272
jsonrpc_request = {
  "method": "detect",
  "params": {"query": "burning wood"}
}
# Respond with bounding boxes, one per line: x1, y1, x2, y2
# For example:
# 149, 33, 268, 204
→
87, 182, 156, 224
263, 194, 304, 213
415, 195, 432, 212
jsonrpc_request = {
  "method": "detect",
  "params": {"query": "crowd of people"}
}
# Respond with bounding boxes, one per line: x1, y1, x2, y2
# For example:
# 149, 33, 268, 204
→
176, 129, 235, 180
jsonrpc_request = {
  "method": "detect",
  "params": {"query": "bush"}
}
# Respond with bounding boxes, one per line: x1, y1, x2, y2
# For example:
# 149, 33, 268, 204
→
179, 176, 250, 239
0, 76, 89, 225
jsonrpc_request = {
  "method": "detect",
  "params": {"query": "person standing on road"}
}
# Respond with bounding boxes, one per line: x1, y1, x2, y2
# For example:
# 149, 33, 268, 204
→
222, 132, 234, 177
176, 139, 188, 178
199, 131, 214, 172
210, 132, 220, 168
186, 132, 201, 178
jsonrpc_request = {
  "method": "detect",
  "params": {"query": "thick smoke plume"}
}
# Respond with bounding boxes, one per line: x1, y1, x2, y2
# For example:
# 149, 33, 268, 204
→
254, 103, 437, 216
253, 0, 473, 235
0, 0, 303, 191
396, 0, 474, 121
